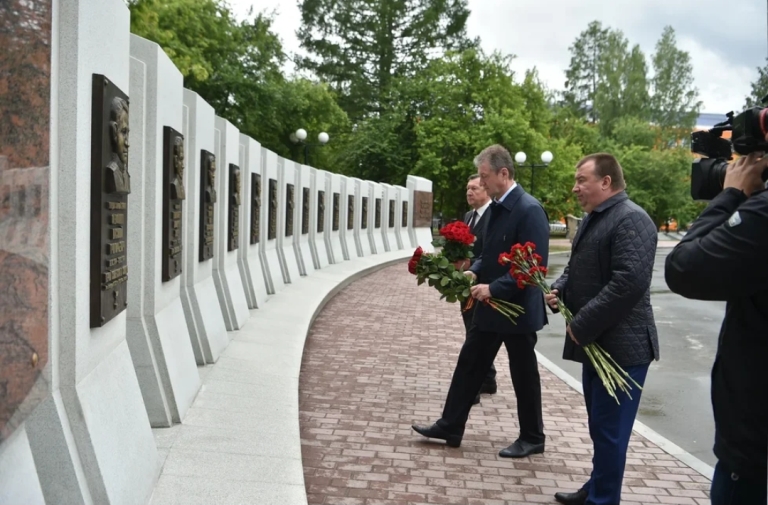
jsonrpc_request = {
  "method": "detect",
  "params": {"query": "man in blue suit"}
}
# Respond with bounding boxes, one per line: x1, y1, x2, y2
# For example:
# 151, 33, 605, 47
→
412, 144, 550, 458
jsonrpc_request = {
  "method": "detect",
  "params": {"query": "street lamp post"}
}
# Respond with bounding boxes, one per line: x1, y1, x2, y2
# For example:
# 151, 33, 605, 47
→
290, 128, 329, 165
514, 150, 554, 199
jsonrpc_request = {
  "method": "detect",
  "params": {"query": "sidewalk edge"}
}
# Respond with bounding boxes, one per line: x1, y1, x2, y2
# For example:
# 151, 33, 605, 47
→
535, 351, 715, 481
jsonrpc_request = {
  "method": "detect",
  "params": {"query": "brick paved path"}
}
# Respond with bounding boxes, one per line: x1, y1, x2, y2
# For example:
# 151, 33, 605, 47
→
299, 263, 711, 505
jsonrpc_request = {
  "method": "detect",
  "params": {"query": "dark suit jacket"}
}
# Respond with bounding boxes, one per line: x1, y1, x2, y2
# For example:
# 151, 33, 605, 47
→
469, 185, 550, 334
463, 205, 490, 265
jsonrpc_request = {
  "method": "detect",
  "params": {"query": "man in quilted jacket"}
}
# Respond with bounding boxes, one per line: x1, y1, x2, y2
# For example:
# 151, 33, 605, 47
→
545, 153, 660, 505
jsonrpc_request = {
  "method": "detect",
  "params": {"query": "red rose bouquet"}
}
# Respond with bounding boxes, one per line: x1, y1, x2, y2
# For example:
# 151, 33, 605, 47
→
409, 247, 524, 323
432, 221, 475, 269
499, 242, 642, 404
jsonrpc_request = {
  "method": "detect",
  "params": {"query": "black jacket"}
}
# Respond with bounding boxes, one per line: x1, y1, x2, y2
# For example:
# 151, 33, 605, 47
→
463, 205, 490, 265
470, 185, 549, 334
552, 192, 660, 367
664, 187, 768, 479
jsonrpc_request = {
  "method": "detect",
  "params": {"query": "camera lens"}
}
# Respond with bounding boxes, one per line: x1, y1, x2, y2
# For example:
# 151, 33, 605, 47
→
691, 158, 729, 201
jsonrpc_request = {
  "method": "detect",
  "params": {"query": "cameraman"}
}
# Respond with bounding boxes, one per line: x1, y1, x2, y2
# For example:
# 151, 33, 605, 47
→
665, 151, 768, 505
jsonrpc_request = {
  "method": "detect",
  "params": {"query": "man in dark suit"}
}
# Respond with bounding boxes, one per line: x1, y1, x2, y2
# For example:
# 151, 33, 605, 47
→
462, 174, 496, 403
547, 153, 658, 505
413, 144, 550, 458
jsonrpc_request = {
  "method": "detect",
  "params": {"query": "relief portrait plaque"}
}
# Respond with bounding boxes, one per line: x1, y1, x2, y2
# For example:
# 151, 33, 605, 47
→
301, 187, 310, 235
375, 198, 382, 228
347, 195, 354, 230
199, 150, 216, 261
228, 164, 241, 251
250, 173, 261, 244
389, 200, 395, 228
90, 74, 130, 328
162, 126, 185, 282
285, 183, 295, 237
317, 190, 325, 233
361, 196, 368, 230
413, 190, 433, 228
268, 178, 277, 240
402, 201, 408, 227
332, 192, 340, 231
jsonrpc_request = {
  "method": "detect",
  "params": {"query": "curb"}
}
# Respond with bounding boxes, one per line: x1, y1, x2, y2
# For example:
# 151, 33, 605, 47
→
535, 351, 715, 481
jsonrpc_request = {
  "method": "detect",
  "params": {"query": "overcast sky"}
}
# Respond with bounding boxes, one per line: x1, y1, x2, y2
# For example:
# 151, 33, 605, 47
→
228, 0, 768, 115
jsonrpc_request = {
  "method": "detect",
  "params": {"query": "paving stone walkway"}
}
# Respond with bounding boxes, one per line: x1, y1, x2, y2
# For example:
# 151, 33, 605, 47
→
299, 263, 712, 505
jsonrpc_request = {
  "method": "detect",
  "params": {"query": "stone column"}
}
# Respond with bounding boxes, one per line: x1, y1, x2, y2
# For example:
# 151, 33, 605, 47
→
180, 89, 229, 364
309, 167, 331, 269
260, 147, 284, 293
294, 163, 315, 275
28, 1, 159, 504
328, 173, 349, 263
212, 117, 250, 330
277, 158, 303, 282
370, 181, 386, 254
126, 34, 201, 426
238, 134, 269, 309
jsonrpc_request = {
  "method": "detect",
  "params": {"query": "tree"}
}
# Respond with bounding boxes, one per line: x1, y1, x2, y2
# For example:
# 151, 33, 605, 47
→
744, 57, 768, 108
564, 21, 651, 136
128, 0, 351, 172
378, 49, 583, 220
563, 21, 610, 122
650, 26, 701, 143
296, 0, 474, 122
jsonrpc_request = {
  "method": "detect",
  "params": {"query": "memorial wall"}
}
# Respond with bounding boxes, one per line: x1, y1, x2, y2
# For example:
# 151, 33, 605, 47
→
0, 0, 433, 503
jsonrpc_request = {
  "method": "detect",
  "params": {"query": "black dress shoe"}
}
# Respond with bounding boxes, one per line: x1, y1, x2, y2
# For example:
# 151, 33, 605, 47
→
554, 488, 588, 505
473, 394, 480, 405
411, 423, 461, 447
479, 382, 497, 395
498, 439, 545, 458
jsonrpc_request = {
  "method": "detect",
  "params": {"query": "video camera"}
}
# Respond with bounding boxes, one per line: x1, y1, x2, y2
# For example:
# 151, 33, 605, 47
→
690, 95, 768, 200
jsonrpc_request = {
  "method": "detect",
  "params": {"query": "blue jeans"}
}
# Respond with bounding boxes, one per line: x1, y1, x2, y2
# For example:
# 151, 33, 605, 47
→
581, 361, 650, 505
710, 460, 767, 505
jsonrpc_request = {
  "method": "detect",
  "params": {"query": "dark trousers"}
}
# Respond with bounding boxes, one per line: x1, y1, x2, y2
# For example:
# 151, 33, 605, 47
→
710, 460, 767, 505
436, 327, 544, 443
461, 308, 496, 386
581, 361, 649, 505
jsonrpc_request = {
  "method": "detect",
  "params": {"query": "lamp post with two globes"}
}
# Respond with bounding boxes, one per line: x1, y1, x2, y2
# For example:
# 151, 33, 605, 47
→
289, 128, 329, 165
514, 150, 554, 200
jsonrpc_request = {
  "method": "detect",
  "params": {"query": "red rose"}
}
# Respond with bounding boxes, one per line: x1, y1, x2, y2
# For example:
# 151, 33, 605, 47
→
408, 247, 424, 274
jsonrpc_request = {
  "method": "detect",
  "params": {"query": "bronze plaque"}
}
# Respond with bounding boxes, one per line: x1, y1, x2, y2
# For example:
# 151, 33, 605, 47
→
388, 200, 395, 228
332, 192, 340, 231
285, 183, 295, 237
199, 150, 216, 261
361, 196, 368, 229
375, 198, 381, 228
250, 173, 261, 244
402, 201, 408, 227
413, 190, 433, 228
347, 195, 354, 230
228, 164, 240, 251
317, 190, 325, 233
268, 178, 277, 240
162, 127, 185, 282
90, 74, 130, 328
301, 187, 310, 235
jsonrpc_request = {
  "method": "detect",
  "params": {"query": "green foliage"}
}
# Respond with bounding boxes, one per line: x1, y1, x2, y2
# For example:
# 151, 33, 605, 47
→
296, 0, 474, 122
127, 1, 705, 231
128, 0, 350, 171
650, 26, 702, 143
745, 57, 768, 109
